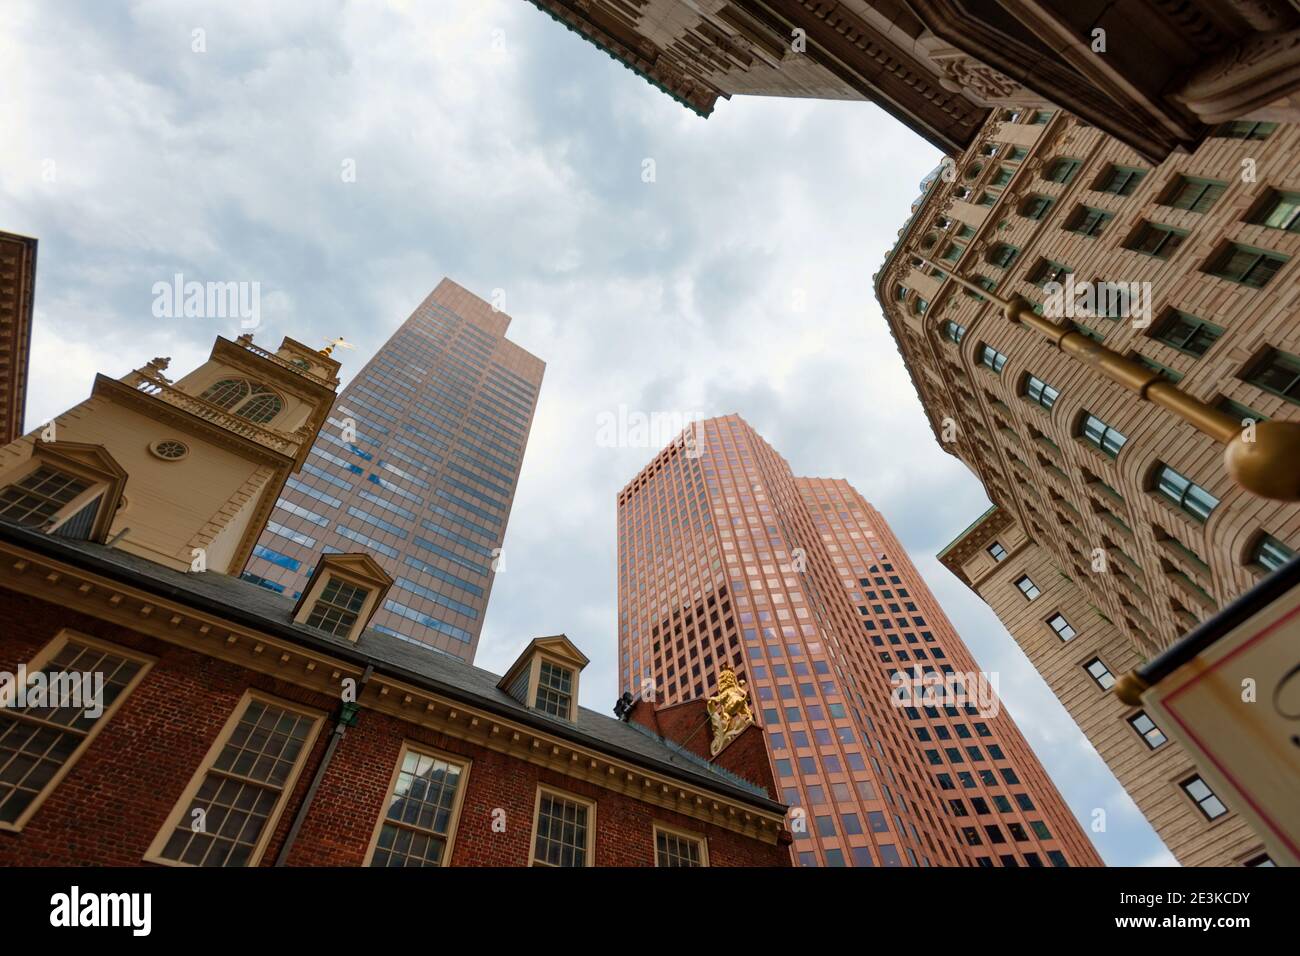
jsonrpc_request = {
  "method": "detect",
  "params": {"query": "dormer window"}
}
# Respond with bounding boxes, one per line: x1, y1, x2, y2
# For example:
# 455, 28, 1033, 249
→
0, 442, 128, 543
535, 661, 574, 718
291, 552, 393, 643
0, 467, 90, 528
498, 635, 590, 723
305, 577, 368, 637
200, 378, 284, 424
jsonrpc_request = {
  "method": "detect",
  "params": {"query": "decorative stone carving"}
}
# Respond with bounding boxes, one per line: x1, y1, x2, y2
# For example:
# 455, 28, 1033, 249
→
1180, 29, 1300, 124
653, 54, 698, 94
936, 55, 1021, 101
706, 668, 754, 757
1228, 0, 1295, 32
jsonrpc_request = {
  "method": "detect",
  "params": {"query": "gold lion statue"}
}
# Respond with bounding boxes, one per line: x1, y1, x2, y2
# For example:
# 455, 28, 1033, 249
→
706, 668, 755, 757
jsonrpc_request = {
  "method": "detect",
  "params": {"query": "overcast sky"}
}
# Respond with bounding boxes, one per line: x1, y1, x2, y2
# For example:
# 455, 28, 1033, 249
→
0, 0, 1172, 865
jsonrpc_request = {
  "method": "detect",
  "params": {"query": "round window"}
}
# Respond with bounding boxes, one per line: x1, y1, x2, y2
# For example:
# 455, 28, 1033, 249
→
150, 439, 190, 461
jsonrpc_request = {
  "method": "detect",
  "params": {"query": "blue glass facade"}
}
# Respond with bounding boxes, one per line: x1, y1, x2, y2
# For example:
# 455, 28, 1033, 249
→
243, 279, 543, 661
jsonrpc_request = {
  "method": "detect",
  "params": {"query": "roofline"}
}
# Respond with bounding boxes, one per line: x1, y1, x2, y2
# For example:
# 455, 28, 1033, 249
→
522, 0, 715, 119
872, 167, 946, 307
871, 169, 948, 448
937, 505, 999, 559
0, 230, 37, 445
0, 521, 783, 815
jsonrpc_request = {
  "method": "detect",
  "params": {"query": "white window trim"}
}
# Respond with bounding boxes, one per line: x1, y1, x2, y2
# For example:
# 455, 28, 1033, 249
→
653, 821, 709, 867
142, 688, 324, 867
531, 654, 577, 720
362, 741, 471, 867
530, 784, 595, 867
0, 629, 154, 832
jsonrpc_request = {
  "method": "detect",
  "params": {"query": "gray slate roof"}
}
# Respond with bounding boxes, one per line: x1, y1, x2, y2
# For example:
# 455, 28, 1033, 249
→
0, 520, 781, 813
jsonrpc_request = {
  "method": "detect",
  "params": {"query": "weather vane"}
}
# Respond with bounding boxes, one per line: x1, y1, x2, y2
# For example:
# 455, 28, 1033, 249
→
320, 336, 355, 357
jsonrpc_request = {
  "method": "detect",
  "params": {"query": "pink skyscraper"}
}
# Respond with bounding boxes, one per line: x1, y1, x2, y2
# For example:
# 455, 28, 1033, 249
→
617, 414, 1102, 866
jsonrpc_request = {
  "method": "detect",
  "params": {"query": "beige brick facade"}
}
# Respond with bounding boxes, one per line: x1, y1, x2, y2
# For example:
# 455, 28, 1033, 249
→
875, 109, 1298, 865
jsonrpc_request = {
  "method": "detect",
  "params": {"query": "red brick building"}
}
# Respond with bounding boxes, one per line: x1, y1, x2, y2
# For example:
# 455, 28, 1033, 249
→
0, 333, 789, 868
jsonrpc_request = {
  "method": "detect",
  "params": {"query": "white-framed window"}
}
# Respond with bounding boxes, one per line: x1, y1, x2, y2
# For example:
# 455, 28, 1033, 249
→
199, 378, 284, 424
304, 576, 369, 637
654, 823, 708, 867
0, 631, 152, 831
365, 743, 469, 867
533, 660, 574, 719
0, 467, 92, 529
145, 690, 323, 867
531, 786, 595, 867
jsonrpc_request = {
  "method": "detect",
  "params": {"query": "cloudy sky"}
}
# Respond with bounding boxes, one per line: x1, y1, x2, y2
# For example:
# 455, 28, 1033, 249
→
1, 0, 1172, 865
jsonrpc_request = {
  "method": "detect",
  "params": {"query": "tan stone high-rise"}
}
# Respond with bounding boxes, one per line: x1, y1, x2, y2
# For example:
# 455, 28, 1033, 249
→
874, 109, 1297, 866
243, 279, 544, 662
617, 414, 1102, 866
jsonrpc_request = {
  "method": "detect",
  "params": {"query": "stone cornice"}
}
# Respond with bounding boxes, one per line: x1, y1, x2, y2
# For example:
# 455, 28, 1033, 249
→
92, 375, 298, 470
524, 0, 720, 117
761, 0, 986, 153
0, 232, 36, 447
936, 506, 1016, 586
212, 337, 337, 405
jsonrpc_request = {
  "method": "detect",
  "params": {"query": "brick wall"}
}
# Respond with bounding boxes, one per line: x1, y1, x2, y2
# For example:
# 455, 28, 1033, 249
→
0, 589, 788, 867
627, 696, 781, 804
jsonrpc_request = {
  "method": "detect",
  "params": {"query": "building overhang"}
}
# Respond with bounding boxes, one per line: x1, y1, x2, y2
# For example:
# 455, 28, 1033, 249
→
936, 505, 1016, 588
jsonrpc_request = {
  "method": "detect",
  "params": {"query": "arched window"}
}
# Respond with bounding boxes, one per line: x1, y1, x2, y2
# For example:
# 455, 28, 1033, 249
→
236, 386, 283, 424
200, 378, 283, 424
201, 379, 250, 410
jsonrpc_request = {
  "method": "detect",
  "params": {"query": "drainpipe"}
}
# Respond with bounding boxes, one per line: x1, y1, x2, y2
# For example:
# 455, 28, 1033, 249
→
274, 664, 373, 866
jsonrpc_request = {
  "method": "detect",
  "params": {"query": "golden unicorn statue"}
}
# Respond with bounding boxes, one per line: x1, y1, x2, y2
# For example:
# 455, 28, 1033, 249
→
706, 667, 755, 757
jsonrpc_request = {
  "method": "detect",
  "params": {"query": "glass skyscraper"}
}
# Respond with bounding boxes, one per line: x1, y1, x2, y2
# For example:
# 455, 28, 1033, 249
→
243, 278, 543, 662
617, 414, 1102, 866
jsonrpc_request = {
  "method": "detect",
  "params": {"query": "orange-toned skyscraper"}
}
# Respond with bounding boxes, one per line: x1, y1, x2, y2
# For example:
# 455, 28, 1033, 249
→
617, 414, 1102, 866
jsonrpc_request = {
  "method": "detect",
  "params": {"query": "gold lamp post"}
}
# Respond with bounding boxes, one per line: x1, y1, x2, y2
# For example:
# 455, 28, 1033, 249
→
918, 259, 1300, 502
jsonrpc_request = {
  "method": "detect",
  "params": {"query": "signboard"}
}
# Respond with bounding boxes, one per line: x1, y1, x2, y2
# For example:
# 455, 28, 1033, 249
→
1142, 576, 1300, 865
